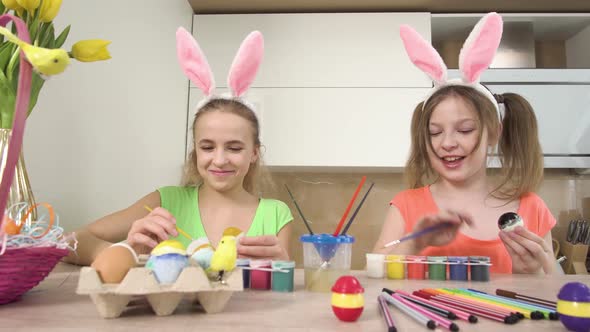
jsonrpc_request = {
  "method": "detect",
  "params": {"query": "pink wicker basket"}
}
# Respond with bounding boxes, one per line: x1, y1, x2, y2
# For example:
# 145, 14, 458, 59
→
0, 246, 69, 304
0, 14, 71, 305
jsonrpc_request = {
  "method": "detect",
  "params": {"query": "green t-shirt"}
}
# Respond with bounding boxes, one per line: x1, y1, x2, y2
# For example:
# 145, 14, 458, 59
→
157, 186, 293, 248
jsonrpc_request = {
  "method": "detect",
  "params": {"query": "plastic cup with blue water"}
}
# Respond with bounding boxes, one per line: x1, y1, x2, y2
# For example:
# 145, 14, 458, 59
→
300, 234, 354, 292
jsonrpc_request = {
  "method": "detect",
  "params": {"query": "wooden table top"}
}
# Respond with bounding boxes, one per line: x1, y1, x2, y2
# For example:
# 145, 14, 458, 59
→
3, 263, 589, 331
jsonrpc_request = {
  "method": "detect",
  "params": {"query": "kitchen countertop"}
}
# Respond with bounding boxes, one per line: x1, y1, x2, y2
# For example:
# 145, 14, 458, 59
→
2, 263, 589, 331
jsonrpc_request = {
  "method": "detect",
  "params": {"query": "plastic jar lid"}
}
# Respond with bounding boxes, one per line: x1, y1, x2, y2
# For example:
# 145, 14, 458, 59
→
366, 253, 385, 261
250, 259, 271, 268
469, 256, 491, 263
427, 256, 447, 263
299, 233, 355, 244
406, 255, 426, 262
272, 260, 296, 269
236, 258, 250, 266
447, 256, 468, 263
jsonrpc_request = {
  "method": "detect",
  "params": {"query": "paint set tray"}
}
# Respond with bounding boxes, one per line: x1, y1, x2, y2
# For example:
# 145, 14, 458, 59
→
76, 266, 243, 318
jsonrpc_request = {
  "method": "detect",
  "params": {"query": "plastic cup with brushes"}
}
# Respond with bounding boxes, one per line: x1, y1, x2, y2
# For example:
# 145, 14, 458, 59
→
287, 177, 374, 292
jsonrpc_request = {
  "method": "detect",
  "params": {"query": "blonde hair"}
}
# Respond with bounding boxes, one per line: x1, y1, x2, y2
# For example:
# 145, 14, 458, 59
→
181, 99, 273, 195
405, 85, 543, 201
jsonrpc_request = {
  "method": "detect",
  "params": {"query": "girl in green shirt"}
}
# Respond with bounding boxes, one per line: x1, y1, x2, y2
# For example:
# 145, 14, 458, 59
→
66, 30, 293, 265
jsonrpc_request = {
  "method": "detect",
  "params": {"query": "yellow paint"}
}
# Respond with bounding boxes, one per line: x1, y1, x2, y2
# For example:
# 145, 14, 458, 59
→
386, 255, 405, 279
151, 239, 187, 256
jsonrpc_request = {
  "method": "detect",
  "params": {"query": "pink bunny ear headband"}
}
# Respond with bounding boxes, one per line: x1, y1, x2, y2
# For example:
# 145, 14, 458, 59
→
400, 12, 504, 121
176, 27, 264, 112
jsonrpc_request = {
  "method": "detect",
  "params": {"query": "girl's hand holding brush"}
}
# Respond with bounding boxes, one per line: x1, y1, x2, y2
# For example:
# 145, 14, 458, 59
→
411, 210, 473, 250
375, 208, 472, 254
127, 206, 178, 254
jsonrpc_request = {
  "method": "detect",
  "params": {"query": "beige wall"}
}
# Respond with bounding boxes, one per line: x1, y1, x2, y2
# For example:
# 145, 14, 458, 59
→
23, 0, 193, 228
265, 170, 590, 269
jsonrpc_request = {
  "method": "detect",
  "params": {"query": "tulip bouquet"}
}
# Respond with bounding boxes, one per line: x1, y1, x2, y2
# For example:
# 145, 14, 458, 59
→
0, 0, 111, 128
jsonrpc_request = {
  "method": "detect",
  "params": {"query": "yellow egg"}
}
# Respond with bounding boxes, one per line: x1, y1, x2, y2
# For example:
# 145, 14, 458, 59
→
151, 239, 186, 256
91, 243, 138, 284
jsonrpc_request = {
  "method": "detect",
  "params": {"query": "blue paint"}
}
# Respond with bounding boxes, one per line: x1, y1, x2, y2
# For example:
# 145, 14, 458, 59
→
237, 258, 250, 289
448, 256, 468, 281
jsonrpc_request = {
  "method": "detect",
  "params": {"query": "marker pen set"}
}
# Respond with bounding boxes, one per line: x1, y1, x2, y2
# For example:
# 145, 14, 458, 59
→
366, 254, 492, 282
378, 287, 558, 331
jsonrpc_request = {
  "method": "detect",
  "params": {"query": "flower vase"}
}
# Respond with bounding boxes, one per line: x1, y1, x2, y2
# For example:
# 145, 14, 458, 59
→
0, 128, 36, 221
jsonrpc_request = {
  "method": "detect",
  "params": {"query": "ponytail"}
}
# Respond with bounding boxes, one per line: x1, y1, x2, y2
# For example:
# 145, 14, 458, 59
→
406, 101, 434, 188
493, 93, 544, 200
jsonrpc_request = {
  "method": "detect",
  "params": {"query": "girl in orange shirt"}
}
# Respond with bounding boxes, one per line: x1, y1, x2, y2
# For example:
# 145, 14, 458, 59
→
373, 13, 556, 274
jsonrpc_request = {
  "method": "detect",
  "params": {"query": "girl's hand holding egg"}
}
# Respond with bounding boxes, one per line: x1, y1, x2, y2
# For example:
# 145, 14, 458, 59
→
499, 226, 554, 274
127, 207, 178, 254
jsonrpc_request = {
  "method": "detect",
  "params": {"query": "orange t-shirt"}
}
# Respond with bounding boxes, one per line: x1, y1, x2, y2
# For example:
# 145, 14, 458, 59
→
390, 186, 556, 274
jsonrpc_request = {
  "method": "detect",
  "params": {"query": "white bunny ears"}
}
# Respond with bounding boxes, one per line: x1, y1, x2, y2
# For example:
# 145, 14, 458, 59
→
400, 12, 503, 119
176, 27, 264, 111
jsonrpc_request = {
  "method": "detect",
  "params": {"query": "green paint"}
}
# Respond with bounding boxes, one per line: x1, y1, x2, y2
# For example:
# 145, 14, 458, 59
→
271, 261, 295, 292
428, 256, 447, 281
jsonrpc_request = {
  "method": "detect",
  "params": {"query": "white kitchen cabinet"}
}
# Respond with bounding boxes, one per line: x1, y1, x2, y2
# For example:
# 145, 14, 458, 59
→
188, 12, 432, 169
192, 13, 432, 88
188, 88, 430, 168
488, 84, 590, 168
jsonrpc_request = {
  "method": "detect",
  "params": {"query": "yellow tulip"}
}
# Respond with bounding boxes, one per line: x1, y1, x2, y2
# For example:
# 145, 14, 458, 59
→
38, 0, 62, 23
15, 0, 39, 13
2, 0, 23, 14
70, 39, 111, 62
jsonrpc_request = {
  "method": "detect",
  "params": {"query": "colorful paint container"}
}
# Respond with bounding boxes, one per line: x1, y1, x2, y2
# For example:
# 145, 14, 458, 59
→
365, 253, 385, 278
427, 256, 447, 280
331, 275, 364, 322
448, 256, 468, 281
250, 259, 271, 290
406, 255, 426, 280
386, 255, 405, 280
271, 260, 295, 292
236, 258, 250, 289
557, 282, 590, 332
469, 256, 490, 282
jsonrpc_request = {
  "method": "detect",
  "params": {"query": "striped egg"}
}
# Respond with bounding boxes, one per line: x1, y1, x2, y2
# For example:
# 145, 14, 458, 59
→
331, 276, 364, 322
557, 282, 590, 332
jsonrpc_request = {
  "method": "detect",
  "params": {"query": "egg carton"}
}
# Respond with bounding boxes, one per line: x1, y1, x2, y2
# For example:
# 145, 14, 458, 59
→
76, 266, 243, 318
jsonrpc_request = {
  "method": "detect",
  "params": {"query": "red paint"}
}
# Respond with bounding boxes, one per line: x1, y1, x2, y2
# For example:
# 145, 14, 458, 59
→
407, 255, 426, 280
250, 260, 271, 290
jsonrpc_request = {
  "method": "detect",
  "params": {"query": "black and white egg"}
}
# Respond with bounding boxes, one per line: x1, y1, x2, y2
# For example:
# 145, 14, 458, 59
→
498, 212, 524, 232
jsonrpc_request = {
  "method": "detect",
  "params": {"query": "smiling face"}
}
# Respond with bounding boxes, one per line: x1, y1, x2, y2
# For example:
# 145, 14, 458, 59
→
426, 94, 490, 184
193, 109, 259, 193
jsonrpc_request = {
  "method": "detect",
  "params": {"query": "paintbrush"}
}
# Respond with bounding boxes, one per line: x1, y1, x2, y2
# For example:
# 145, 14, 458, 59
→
333, 176, 367, 236
381, 223, 451, 249
144, 205, 193, 241
284, 184, 314, 235
340, 182, 374, 236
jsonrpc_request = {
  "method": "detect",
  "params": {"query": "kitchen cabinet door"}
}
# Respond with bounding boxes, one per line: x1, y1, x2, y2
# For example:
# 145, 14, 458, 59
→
489, 84, 590, 168
188, 88, 430, 168
192, 13, 432, 88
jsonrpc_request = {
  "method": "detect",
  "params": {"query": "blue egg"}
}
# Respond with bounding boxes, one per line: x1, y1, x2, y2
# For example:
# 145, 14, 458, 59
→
190, 246, 214, 270
146, 253, 188, 284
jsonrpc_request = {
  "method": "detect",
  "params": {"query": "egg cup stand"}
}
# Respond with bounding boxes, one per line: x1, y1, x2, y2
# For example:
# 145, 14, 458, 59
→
76, 266, 243, 318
